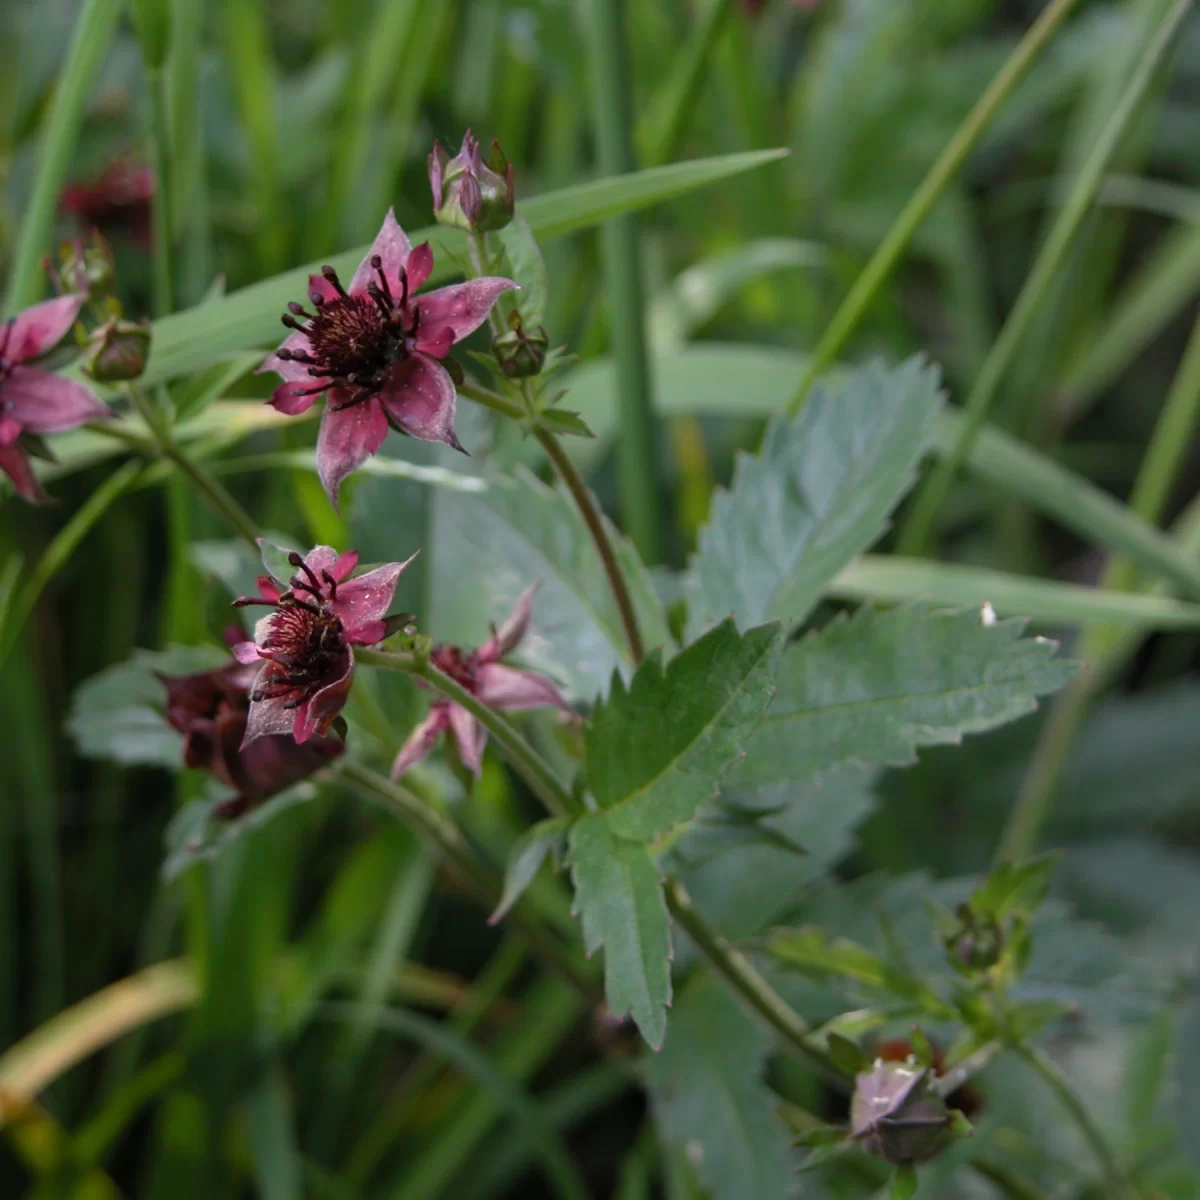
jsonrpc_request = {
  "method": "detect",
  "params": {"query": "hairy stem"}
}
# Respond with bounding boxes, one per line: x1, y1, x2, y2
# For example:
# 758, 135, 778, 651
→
339, 760, 596, 999
536, 429, 645, 663
457, 379, 525, 421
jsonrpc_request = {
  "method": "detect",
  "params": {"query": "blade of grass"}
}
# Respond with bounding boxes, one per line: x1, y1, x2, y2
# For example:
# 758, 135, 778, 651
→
588, 0, 663, 561
785, 0, 1083, 414
899, 0, 1194, 554
829, 555, 1200, 631
4, 0, 125, 312
138, 149, 787, 386
75, 1053, 186, 1167
246, 1062, 303, 1200
221, 0, 287, 274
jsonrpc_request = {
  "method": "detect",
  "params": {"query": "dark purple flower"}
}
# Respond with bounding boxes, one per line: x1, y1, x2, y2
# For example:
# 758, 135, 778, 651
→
429, 131, 515, 233
233, 543, 412, 745
392, 585, 572, 778
0, 294, 111, 504
163, 659, 344, 818
260, 209, 517, 507
850, 1059, 951, 1164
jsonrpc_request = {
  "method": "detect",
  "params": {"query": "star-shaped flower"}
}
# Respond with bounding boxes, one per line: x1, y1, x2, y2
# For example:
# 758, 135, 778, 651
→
392, 585, 572, 779
261, 209, 517, 507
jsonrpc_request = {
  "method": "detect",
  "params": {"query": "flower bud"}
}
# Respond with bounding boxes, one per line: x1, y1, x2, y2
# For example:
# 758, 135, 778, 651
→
491, 311, 548, 378
83, 317, 152, 382
429, 131, 515, 233
850, 1060, 951, 1165
48, 232, 116, 302
944, 902, 1004, 974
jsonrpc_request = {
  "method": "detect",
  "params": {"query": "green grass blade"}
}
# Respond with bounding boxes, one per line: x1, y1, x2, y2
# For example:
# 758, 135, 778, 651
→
900, 0, 1194, 553
830, 556, 1200, 631
139, 150, 787, 387
246, 1062, 304, 1200
4, 0, 125, 312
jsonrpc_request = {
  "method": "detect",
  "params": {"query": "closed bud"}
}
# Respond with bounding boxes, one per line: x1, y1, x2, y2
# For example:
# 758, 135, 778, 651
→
429, 131, 515, 233
492, 311, 548, 378
850, 1060, 951, 1165
944, 902, 1004, 974
84, 317, 151, 382
48, 232, 116, 302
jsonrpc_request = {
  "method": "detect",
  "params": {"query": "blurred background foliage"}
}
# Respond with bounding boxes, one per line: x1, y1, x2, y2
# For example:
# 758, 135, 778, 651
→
7, 0, 1200, 1196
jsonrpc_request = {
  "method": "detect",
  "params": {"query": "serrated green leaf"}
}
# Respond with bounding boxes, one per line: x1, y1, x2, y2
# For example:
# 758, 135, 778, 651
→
641, 974, 796, 1200
586, 621, 783, 841
733, 605, 1077, 789
429, 468, 672, 702
568, 812, 671, 1049
490, 817, 572, 924
138, 150, 787, 387
496, 216, 547, 328
686, 357, 943, 638
67, 645, 229, 767
535, 409, 596, 439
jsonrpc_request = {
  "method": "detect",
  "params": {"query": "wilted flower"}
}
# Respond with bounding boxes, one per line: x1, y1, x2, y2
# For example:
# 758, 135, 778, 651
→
850, 1059, 951, 1164
0, 294, 111, 504
428, 131, 515, 233
233, 544, 413, 744
162, 659, 344, 819
392, 585, 571, 778
261, 209, 517, 506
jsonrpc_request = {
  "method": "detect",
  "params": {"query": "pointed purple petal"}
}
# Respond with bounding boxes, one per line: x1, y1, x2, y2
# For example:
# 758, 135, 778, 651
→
0, 367, 109, 434
269, 383, 319, 414
416, 277, 518, 345
474, 663, 571, 713
391, 705, 450, 778
331, 550, 359, 581
350, 208, 412, 293
407, 242, 434, 292
260, 328, 316, 382
379, 355, 462, 449
303, 546, 342, 579
232, 642, 261, 664
242, 693, 298, 745
336, 553, 416, 634
293, 651, 353, 743
316, 395, 389, 509
448, 706, 488, 775
480, 583, 538, 661
0, 442, 50, 504
7, 294, 86, 361
0, 416, 21, 446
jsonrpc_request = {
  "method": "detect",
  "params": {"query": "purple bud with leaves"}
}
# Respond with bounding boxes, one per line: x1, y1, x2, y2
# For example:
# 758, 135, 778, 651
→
429, 131, 515, 233
850, 1060, 951, 1165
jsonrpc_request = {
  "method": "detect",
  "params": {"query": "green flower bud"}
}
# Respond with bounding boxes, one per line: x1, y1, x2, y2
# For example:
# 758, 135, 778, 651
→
492, 311, 548, 378
429, 131, 515, 233
83, 318, 151, 383
48, 232, 116, 302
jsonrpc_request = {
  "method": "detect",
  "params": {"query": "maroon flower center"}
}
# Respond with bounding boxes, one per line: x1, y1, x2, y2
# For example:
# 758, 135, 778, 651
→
235, 553, 349, 707
276, 259, 421, 412
431, 644, 478, 691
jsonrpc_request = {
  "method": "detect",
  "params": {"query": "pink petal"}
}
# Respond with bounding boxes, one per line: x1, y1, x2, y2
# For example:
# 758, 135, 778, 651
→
303, 546, 342, 579
336, 553, 415, 633
259, 328, 314, 382
256, 575, 282, 602
0, 367, 109, 434
480, 583, 538, 661
308, 273, 340, 304
0, 442, 50, 504
316, 395, 389, 509
6, 294, 85, 362
232, 641, 261, 665
416, 277, 517, 345
0, 416, 22, 446
269, 382, 318, 415
293, 651, 353, 743
407, 242, 434, 292
350, 208, 412, 294
242, 692, 298, 745
344, 619, 386, 646
331, 550, 359, 581
448, 705, 488, 776
391, 705, 451, 778
414, 326, 455, 361
379, 355, 462, 450
474, 663, 571, 713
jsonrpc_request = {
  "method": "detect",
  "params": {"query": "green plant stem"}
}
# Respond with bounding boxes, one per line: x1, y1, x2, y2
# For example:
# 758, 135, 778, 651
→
664, 879, 838, 1080
457, 379, 525, 421
1017, 1046, 1128, 1196
785, 0, 1082, 415
0, 460, 143, 672
899, 0, 1193, 555
338, 760, 595, 998
996, 290, 1200, 863
535, 428, 645, 663
4, 0, 125, 312
147, 68, 174, 318
587, 0, 663, 563
354, 649, 581, 819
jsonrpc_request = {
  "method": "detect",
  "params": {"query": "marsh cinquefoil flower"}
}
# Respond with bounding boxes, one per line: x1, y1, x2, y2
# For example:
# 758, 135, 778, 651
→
0, 294, 111, 503
261, 209, 517, 506
392, 586, 571, 779
163, 658, 344, 819
233, 544, 412, 744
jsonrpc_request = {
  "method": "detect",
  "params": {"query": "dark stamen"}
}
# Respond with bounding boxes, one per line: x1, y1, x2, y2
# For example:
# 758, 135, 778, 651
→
288, 301, 312, 319
321, 266, 348, 298
288, 552, 324, 594
321, 569, 338, 599
233, 596, 278, 608
372, 255, 394, 304
309, 289, 327, 307
397, 266, 409, 309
